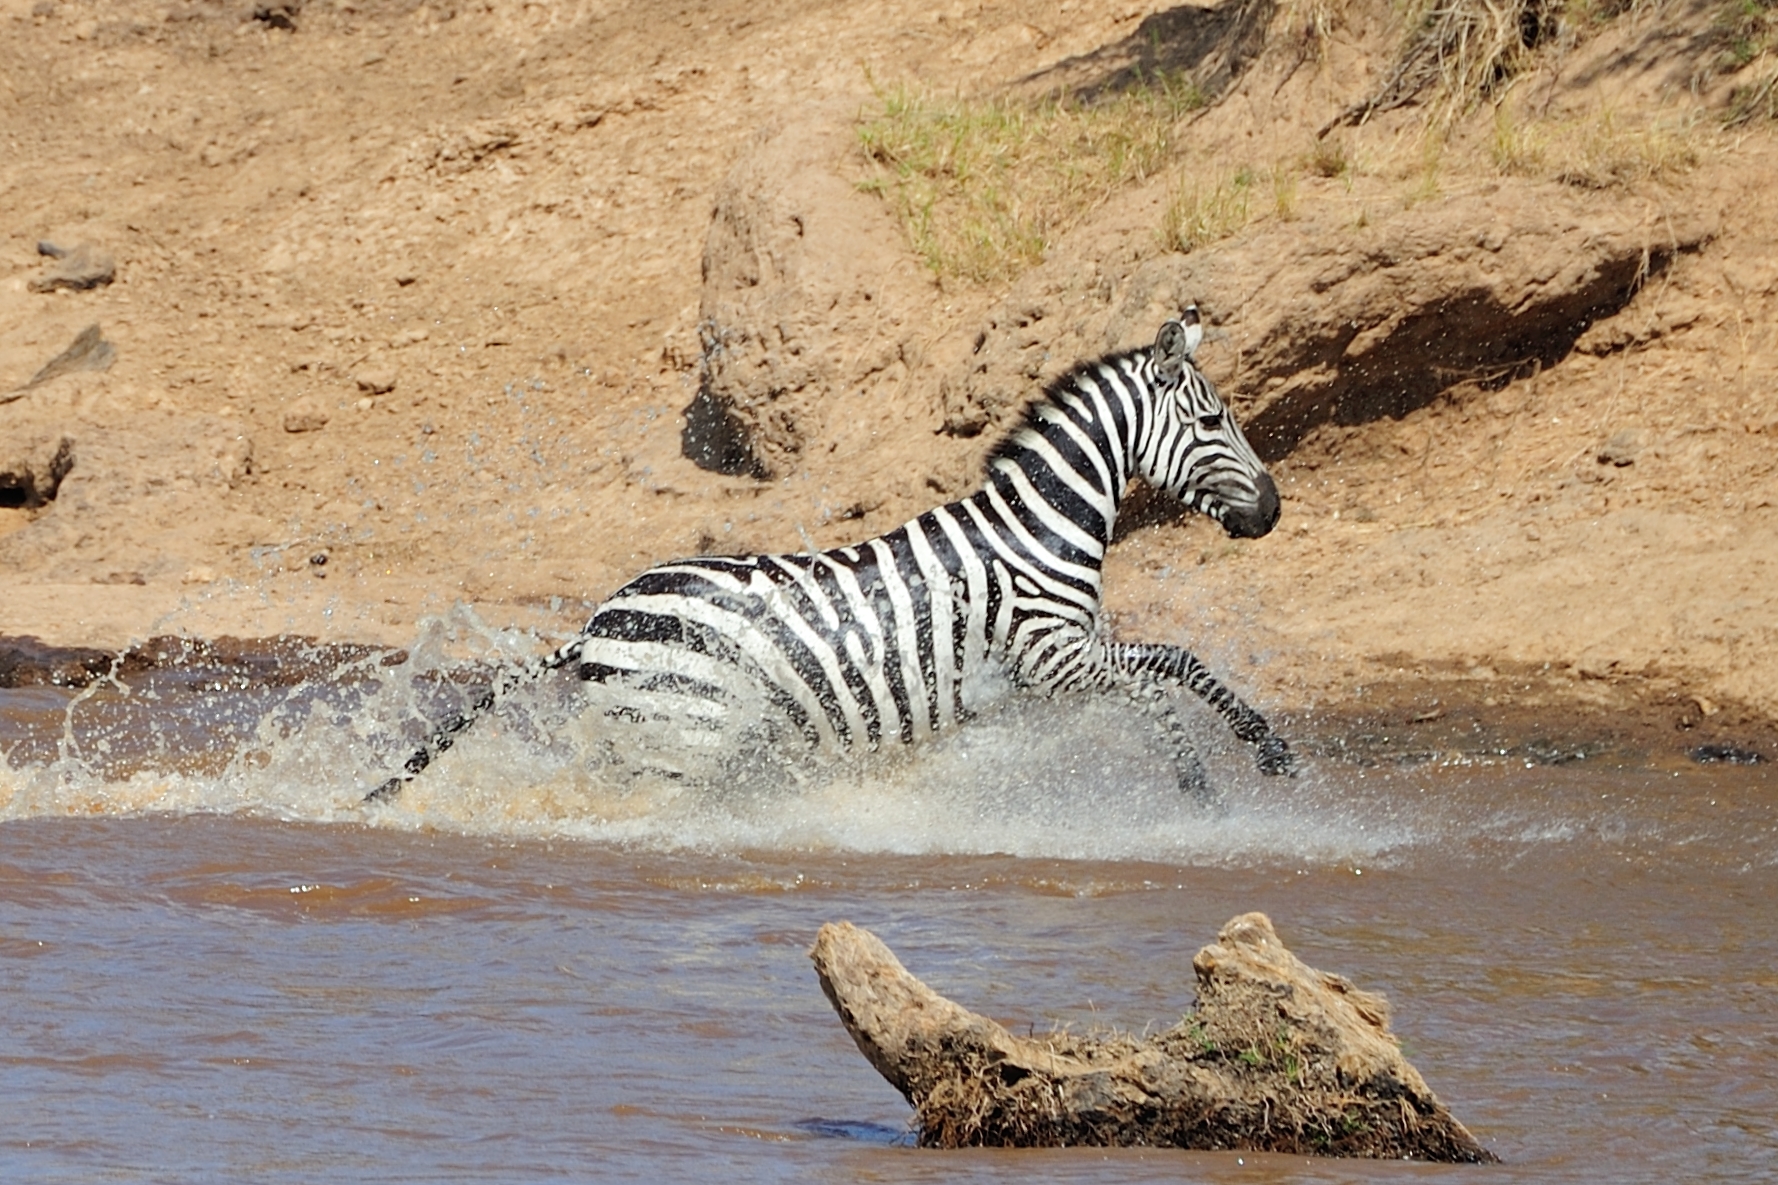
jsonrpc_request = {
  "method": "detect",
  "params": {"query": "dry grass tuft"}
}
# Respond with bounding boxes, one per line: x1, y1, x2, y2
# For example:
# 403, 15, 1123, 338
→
1326, 0, 1562, 132
857, 77, 1206, 285
1409, 137, 1446, 205
1306, 132, 1354, 178
1727, 68, 1778, 123
1553, 110, 1701, 185
1270, 162, 1302, 220
1491, 104, 1701, 186
1489, 103, 1546, 173
1160, 167, 1256, 253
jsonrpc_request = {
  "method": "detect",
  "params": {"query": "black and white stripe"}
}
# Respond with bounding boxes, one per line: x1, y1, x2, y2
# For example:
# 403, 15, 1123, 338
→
365, 309, 1292, 804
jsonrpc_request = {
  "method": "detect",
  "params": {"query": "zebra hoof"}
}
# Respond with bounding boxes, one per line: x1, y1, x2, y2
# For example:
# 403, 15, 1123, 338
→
362, 776, 405, 805
1184, 780, 1228, 815
1255, 736, 1295, 777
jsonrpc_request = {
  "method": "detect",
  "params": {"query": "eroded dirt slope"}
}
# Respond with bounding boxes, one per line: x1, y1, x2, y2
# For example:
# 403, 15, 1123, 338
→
2, 0, 1775, 755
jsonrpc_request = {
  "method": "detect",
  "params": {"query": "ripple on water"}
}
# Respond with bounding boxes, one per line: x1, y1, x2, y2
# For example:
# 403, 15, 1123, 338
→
3, 625, 1777, 1183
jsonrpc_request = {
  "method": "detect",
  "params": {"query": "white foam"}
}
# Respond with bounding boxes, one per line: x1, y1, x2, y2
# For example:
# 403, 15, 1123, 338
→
0, 610, 1414, 866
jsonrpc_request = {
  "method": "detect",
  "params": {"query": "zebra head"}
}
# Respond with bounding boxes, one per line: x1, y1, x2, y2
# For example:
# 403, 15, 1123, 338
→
1138, 308, 1280, 540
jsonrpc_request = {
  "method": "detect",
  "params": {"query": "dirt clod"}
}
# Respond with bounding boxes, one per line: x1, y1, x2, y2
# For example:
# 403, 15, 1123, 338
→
354, 368, 396, 396
281, 396, 329, 434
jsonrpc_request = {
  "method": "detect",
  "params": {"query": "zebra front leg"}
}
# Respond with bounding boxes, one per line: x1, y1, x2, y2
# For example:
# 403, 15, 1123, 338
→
1108, 643, 1295, 777
1125, 682, 1216, 807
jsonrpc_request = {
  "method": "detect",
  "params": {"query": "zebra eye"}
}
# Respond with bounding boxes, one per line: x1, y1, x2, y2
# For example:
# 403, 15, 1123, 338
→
1198, 412, 1224, 430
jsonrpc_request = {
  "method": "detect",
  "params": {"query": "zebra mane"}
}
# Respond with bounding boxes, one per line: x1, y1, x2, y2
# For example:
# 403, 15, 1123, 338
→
982, 344, 1151, 469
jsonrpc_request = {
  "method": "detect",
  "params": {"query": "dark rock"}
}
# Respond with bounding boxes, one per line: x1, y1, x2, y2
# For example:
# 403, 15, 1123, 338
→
251, 4, 301, 32
1690, 744, 1763, 765
5, 324, 115, 399
0, 635, 112, 688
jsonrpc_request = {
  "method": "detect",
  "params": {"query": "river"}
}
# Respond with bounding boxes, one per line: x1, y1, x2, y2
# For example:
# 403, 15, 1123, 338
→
1, 627, 1774, 1183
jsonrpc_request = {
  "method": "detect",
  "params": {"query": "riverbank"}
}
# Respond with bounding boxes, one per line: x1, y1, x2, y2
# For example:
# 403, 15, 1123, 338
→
4, 0, 1775, 746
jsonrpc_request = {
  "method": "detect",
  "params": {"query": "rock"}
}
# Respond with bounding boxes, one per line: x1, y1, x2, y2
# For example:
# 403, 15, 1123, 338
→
1573, 292, 1707, 356
0, 636, 113, 689
945, 182, 1716, 453
1574, 315, 1637, 356
1689, 744, 1763, 765
29, 242, 116, 292
251, 3, 301, 31
810, 914, 1495, 1161
355, 367, 397, 395
1596, 428, 1644, 467
692, 104, 933, 477
0, 434, 74, 508
4, 323, 115, 400
282, 395, 330, 433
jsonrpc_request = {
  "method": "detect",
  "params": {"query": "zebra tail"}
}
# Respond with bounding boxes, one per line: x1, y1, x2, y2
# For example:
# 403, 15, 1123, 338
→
361, 634, 588, 805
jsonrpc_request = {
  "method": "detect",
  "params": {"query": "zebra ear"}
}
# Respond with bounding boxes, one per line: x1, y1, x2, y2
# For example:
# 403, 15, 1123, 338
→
1153, 308, 1202, 380
1178, 305, 1203, 356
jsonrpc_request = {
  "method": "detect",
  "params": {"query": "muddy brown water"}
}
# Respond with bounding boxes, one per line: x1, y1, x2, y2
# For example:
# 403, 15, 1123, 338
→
2, 631, 1775, 1183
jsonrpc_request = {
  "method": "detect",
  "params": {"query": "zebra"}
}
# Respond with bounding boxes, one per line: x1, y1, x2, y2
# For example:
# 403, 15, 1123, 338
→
364, 307, 1292, 806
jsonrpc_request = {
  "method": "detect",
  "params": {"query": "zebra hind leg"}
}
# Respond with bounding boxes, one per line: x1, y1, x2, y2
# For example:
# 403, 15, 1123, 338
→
362, 634, 590, 805
1186, 669, 1295, 778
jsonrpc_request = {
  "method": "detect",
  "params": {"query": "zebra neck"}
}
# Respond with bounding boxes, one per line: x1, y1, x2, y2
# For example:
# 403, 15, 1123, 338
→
962, 352, 1160, 582
979, 449, 1116, 572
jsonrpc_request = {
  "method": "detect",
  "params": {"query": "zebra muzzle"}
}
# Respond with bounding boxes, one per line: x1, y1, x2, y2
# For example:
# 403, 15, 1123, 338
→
1218, 473, 1281, 539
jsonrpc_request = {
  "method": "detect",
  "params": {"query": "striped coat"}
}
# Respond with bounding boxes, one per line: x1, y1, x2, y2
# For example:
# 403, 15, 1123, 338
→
367, 310, 1292, 805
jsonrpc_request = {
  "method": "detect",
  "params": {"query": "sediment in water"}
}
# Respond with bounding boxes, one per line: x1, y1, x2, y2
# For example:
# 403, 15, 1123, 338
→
810, 913, 1496, 1161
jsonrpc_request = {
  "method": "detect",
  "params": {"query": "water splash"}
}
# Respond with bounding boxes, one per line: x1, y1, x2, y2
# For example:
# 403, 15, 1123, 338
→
0, 607, 1540, 867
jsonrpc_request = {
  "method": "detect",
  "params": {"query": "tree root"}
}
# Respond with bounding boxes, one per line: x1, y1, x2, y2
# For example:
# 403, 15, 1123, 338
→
809, 913, 1496, 1161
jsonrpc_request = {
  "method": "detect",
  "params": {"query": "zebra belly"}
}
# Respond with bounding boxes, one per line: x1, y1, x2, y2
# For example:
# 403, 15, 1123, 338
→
575, 587, 995, 758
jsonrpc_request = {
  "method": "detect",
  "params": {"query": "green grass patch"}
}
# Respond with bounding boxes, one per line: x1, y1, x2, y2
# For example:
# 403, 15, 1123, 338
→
857, 76, 1205, 285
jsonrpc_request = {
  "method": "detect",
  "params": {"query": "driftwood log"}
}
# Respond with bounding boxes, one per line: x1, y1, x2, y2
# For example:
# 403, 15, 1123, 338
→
810, 913, 1495, 1161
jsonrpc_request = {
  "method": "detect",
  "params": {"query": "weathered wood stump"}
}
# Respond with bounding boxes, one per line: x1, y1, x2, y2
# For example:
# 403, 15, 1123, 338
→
810, 913, 1495, 1161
